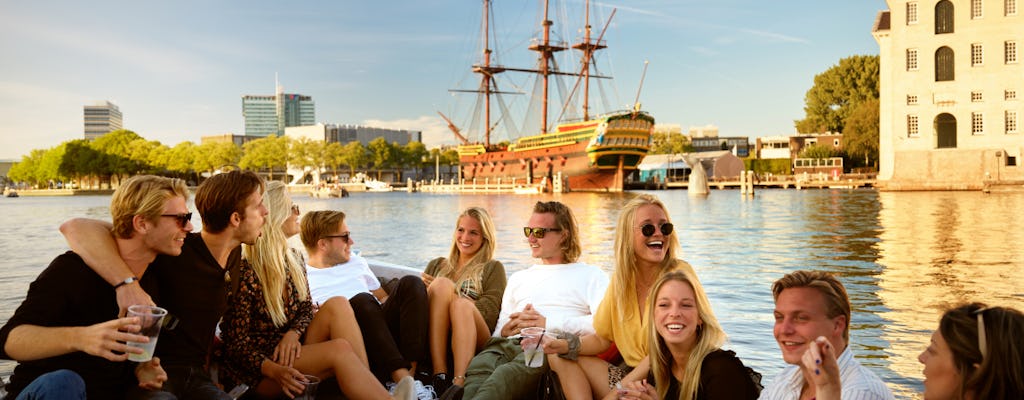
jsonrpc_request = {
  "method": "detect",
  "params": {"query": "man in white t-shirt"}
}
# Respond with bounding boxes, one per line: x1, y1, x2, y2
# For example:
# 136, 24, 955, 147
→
300, 210, 431, 397
462, 201, 609, 400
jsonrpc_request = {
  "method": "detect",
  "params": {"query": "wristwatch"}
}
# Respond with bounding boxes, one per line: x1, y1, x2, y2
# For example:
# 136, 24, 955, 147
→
113, 276, 138, 289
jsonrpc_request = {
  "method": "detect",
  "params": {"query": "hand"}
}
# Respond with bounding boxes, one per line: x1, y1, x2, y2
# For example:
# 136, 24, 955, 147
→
116, 284, 154, 317
264, 361, 307, 399
420, 272, 434, 287
76, 317, 149, 361
542, 338, 568, 355
516, 304, 546, 330
273, 330, 302, 367
136, 357, 168, 390
801, 336, 840, 400
615, 379, 655, 400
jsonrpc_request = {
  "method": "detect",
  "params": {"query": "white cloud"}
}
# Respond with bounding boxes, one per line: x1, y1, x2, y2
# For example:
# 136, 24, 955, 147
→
361, 116, 456, 148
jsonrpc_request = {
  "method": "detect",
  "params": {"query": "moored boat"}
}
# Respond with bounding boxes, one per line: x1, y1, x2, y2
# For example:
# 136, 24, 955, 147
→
443, 0, 654, 192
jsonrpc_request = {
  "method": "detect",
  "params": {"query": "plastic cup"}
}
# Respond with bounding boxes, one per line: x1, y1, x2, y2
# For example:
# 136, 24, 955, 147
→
294, 375, 320, 400
520, 327, 550, 368
126, 305, 168, 362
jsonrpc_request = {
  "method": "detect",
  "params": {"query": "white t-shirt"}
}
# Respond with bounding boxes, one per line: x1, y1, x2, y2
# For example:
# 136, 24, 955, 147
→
493, 262, 609, 337
305, 254, 381, 306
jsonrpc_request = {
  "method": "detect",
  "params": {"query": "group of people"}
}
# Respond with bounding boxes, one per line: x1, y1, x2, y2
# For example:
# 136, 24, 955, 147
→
0, 172, 1022, 400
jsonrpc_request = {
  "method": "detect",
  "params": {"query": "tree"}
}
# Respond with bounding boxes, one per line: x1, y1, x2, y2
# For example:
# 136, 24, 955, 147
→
91, 129, 147, 184
340, 141, 368, 176
196, 141, 242, 176
322, 141, 345, 181
166, 142, 199, 183
8, 149, 45, 187
240, 135, 288, 180
368, 137, 395, 179
288, 137, 322, 180
649, 131, 694, 154
842, 98, 880, 168
795, 55, 879, 134
401, 141, 429, 178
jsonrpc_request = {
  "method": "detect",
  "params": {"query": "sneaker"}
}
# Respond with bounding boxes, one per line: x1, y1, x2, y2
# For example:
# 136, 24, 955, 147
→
391, 376, 415, 400
414, 380, 436, 400
431, 373, 451, 396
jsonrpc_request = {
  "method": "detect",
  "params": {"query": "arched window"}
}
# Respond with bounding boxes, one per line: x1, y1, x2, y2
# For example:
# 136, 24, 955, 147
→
936, 47, 955, 81
936, 1, 955, 34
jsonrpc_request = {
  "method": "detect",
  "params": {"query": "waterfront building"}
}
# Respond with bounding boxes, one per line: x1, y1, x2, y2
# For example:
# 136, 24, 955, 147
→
242, 81, 315, 137
691, 136, 751, 157
286, 123, 421, 146
83, 101, 123, 140
200, 133, 256, 147
637, 151, 743, 183
874, 0, 1023, 190
756, 136, 792, 160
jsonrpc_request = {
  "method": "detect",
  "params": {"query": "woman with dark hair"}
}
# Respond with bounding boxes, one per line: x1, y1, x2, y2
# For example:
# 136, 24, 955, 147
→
806, 302, 1024, 400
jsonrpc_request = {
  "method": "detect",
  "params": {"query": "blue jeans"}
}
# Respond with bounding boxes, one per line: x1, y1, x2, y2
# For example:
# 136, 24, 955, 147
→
126, 365, 227, 400
15, 369, 86, 400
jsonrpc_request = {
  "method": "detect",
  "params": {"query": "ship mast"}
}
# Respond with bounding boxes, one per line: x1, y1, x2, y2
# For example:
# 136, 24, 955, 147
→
527, 0, 566, 134
572, 0, 607, 122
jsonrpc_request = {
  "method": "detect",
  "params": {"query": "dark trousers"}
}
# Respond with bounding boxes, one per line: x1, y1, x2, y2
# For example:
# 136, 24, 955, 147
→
127, 365, 228, 400
349, 275, 429, 382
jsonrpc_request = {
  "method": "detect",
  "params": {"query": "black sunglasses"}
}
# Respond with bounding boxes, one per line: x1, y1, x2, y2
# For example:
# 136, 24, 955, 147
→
640, 223, 673, 237
323, 233, 351, 242
290, 204, 300, 215
161, 213, 193, 228
523, 227, 562, 239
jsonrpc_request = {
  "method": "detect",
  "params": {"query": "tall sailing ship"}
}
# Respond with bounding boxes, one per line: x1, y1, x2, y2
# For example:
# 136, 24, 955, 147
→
441, 0, 654, 192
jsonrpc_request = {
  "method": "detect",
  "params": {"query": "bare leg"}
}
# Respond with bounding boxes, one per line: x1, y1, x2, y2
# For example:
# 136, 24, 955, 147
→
449, 296, 489, 385
547, 355, 613, 400
427, 277, 456, 374
293, 339, 398, 399
306, 296, 369, 366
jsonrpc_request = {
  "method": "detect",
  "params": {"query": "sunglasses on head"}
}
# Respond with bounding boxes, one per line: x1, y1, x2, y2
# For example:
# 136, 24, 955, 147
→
640, 223, 673, 237
161, 213, 193, 229
523, 227, 562, 239
290, 204, 300, 215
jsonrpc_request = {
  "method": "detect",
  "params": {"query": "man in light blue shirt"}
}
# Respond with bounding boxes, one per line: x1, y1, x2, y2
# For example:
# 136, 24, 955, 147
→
759, 270, 893, 400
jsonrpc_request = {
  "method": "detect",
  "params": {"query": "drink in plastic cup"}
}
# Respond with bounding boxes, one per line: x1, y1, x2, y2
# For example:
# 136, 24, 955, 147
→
520, 327, 549, 368
126, 305, 168, 362
294, 375, 320, 400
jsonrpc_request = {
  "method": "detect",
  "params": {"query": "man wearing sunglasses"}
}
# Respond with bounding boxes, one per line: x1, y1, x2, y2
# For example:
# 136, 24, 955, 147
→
59, 170, 268, 400
461, 201, 609, 400
0, 175, 190, 399
299, 210, 433, 399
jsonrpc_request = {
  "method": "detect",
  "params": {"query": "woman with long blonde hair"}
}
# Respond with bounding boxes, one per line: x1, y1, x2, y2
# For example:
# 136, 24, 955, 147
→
421, 207, 507, 397
218, 181, 414, 400
616, 270, 759, 400
546, 194, 694, 399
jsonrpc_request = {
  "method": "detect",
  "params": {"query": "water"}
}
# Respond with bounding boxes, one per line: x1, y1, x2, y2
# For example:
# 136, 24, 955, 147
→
2, 189, 1023, 399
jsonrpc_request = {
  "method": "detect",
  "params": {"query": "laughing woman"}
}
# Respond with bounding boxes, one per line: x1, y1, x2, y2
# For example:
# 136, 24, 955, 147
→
546, 194, 695, 400
217, 181, 414, 400
421, 207, 507, 397
615, 270, 760, 400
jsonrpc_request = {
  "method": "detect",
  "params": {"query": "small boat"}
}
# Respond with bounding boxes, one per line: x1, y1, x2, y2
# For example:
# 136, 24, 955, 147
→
3, 188, 17, 198
310, 185, 348, 198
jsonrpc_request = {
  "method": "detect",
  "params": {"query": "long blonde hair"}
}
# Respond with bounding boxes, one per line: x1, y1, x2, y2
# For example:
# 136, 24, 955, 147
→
612, 194, 687, 321
438, 207, 496, 293
647, 270, 726, 400
242, 181, 307, 327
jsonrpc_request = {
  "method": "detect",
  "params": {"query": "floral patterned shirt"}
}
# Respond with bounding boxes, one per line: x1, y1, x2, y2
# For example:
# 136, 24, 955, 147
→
216, 259, 313, 388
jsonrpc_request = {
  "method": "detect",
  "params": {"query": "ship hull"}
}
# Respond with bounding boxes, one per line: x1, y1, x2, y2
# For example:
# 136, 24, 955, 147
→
458, 111, 655, 192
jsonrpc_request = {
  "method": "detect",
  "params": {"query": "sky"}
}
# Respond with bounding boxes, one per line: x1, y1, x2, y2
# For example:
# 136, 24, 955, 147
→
0, 0, 889, 160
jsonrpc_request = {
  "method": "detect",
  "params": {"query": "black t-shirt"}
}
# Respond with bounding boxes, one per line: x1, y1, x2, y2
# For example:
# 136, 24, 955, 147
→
150, 232, 241, 367
648, 349, 761, 400
0, 251, 159, 399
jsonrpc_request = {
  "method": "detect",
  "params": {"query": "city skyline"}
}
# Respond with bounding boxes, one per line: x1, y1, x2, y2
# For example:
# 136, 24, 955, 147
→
0, 0, 887, 160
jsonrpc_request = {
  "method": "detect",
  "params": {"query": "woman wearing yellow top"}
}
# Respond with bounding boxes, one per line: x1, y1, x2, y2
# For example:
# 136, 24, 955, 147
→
546, 194, 694, 400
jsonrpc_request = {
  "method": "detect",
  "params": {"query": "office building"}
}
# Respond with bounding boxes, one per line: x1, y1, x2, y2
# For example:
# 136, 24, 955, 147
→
286, 123, 422, 146
84, 101, 123, 140
242, 81, 315, 137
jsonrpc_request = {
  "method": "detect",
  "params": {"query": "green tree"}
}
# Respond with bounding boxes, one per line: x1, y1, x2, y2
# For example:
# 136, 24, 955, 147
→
91, 129, 147, 184
322, 141, 345, 181
288, 137, 322, 180
367, 137, 395, 179
842, 98, 880, 168
8, 149, 45, 186
649, 131, 694, 154
401, 141, 429, 178
196, 141, 242, 177
340, 141, 369, 176
166, 142, 199, 182
795, 55, 879, 134
240, 135, 288, 180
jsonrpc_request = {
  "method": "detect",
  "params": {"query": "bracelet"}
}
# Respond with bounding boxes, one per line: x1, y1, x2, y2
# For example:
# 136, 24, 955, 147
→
113, 276, 139, 290
555, 331, 580, 361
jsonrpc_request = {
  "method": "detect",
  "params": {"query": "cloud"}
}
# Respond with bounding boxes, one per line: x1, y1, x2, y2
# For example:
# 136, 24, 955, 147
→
739, 28, 810, 44
361, 116, 455, 148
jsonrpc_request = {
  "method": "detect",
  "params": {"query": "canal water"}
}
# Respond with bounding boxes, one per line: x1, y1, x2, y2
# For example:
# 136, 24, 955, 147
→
1, 189, 1022, 399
